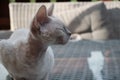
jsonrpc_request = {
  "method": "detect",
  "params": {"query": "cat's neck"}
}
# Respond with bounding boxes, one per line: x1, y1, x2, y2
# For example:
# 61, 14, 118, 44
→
26, 33, 48, 59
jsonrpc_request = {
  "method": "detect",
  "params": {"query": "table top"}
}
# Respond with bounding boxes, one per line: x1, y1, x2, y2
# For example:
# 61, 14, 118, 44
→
0, 40, 120, 80
50, 40, 120, 80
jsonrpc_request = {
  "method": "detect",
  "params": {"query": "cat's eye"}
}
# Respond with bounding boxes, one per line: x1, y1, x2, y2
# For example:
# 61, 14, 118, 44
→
56, 28, 65, 32
58, 27, 71, 35
56, 27, 71, 36
56, 27, 66, 33
63, 27, 66, 31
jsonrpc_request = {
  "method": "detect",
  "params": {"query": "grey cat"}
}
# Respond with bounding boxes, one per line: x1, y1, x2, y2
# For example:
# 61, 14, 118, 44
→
0, 4, 71, 80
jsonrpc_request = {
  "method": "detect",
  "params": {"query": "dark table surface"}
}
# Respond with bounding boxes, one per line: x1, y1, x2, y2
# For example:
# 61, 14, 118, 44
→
49, 40, 120, 80
0, 40, 120, 80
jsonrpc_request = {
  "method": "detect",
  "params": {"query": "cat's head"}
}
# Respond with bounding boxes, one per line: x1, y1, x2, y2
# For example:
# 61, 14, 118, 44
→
30, 4, 71, 45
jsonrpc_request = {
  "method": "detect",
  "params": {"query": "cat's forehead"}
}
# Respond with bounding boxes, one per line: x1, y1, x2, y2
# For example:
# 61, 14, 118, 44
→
49, 16, 65, 27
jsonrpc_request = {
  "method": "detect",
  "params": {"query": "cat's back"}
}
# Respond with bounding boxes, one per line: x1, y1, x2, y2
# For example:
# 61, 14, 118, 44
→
0, 28, 29, 60
8, 28, 29, 44
0, 39, 15, 64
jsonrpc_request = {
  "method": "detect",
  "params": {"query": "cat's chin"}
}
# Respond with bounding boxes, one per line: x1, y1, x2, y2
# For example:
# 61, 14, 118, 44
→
59, 42, 67, 45
56, 40, 68, 45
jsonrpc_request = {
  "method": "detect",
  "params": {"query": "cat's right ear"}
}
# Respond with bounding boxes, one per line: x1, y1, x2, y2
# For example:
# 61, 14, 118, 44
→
31, 5, 48, 33
35, 5, 48, 24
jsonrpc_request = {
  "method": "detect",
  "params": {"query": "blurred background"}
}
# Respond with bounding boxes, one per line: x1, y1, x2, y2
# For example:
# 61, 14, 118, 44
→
0, 0, 119, 30
0, 1, 120, 80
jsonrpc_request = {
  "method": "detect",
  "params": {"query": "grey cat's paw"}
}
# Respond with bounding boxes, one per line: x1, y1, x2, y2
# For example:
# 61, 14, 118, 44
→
6, 75, 13, 80
70, 34, 82, 42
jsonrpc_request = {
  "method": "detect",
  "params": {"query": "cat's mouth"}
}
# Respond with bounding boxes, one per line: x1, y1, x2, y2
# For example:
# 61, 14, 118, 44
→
57, 40, 67, 44
56, 36, 69, 44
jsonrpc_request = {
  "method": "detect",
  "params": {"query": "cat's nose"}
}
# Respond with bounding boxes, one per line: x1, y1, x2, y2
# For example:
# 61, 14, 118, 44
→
67, 31, 71, 36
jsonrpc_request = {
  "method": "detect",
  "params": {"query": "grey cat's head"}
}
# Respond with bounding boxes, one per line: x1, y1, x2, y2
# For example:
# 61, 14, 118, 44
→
30, 4, 71, 45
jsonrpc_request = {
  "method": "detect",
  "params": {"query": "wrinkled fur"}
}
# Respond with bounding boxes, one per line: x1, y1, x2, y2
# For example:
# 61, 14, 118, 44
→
0, 5, 71, 80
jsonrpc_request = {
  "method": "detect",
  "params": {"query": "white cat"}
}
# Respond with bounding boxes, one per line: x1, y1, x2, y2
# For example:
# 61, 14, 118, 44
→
0, 4, 71, 80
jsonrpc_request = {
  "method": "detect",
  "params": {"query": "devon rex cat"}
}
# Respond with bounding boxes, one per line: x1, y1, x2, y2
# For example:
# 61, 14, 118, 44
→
0, 4, 71, 80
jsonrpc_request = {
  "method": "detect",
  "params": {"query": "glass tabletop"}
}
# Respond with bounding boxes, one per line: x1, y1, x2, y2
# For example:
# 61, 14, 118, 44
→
49, 40, 120, 80
0, 40, 120, 80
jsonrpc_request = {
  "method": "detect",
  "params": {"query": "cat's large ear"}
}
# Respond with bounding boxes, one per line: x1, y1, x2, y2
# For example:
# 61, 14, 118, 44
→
48, 4, 54, 16
35, 5, 48, 24
31, 5, 48, 34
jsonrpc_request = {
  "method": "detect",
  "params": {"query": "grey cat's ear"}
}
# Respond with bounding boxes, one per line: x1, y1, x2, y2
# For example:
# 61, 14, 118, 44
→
48, 4, 54, 16
35, 5, 48, 24
31, 5, 48, 33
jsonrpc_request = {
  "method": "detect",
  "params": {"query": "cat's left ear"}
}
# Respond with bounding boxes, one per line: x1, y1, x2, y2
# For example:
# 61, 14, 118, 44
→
48, 4, 54, 16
